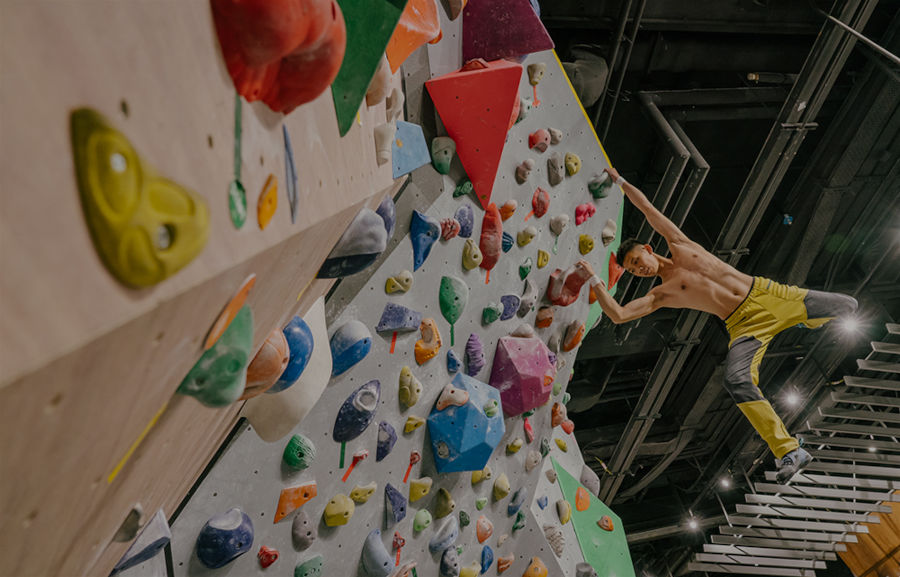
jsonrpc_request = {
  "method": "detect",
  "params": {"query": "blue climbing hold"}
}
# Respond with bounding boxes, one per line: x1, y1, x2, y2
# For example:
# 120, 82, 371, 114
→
362, 529, 393, 577
429, 516, 459, 554
269, 316, 314, 393
384, 483, 407, 526
455, 205, 474, 238
501, 231, 513, 253
440, 547, 460, 577
333, 380, 380, 442
447, 350, 461, 374
392, 121, 431, 178
376, 421, 397, 462
507, 487, 527, 516
195, 508, 254, 569
330, 320, 372, 376
499, 295, 520, 321
376, 303, 423, 333
317, 209, 388, 278
481, 545, 494, 574
537, 495, 548, 509
410, 210, 440, 271
110, 510, 171, 575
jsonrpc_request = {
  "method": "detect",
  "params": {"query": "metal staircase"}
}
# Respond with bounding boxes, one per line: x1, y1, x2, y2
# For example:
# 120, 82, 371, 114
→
687, 324, 900, 576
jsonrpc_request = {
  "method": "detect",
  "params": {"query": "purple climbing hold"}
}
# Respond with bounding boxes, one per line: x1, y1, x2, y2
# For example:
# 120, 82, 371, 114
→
501, 231, 514, 253
376, 195, 396, 239
333, 380, 380, 443
330, 320, 372, 376
195, 508, 254, 569
376, 421, 398, 462
362, 529, 393, 577
411, 210, 441, 271
499, 295, 520, 321
384, 483, 407, 526
488, 336, 556, 417
447, 350, 461, 373
455, 204, 474, 238
465, 333, 485, 377
376, 303, 423, 333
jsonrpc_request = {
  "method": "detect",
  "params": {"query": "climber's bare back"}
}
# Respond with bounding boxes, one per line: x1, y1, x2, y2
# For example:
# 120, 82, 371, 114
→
647, 239, 753, 320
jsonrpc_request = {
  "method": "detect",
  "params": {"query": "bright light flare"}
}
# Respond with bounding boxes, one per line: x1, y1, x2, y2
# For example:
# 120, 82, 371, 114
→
720, 477, 731, 489
786, 392, 800, 406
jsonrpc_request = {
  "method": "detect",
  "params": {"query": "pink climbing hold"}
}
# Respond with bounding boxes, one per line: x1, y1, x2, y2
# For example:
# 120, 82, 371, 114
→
546, 263, 592, 307
488, 335, 556, 417
532, 188, 550, 218
462, 0, 554, 62
575, 203, 596, 226
528, 129, 550, 152
441, 218, 461, 240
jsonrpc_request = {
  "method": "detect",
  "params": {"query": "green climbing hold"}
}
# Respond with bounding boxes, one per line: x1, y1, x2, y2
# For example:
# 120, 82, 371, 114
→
563, 392, 571, 404
523, 409, 535, 418
294, 554, 323, 577
512, 510, 526, 532
228, 180, 247, 229
283, 434, 317, 470
540, 438, 551, 458
459, 510, 470, 528
440, 276, 468, 346
431, 137, 456, 175
519, 258, 533, 280
414, 509, 432, 531
482, 303, 502, 325
454, 179, 473, 198
435, 487, 456, 518
483, 399, 499, 418
475, 497, 487, 511
552, 382, 562, 396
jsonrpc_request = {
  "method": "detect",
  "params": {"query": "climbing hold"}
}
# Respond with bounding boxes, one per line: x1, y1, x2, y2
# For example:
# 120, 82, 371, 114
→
398, 366, 423, 408
499, 200, 517, 221
476, 515, 493, 543
563, 392, 571, 404
482, 303, 502, 325
435, 488, 456, 518
523, 414, 535, 441
508, 487, 527, 516
543, 524, 565, 557
576, 562, 598, 577
540, 438, 551, 458
459, 563, 480, 577
575, 203, 596, 226
556, 500, 571, 525
515, 160, 535, 185
274, 482, 318, 523
429, 516, 460, 554
512, 510, 526, 532
588, 172, 613, 199
366, 55, 392, 107
374, 123, 395, 166
415, 318, 442, 365
178, 306, 252, 408
257, 545, 279, 568
527, 62, 546, 85
70, 108, 209, 288
501, 231, 514, 253
562, 320, 585, 352
479, 203, 503, 273
333, 380, 379, 442
537, 495, 548, 509
459, 510, 471, 528
376, 303, 423, 334
446, 0, 466, 20
536, 250, 549, 269
481, 545, 494, 574
547, 153, 564, 186
447, 350, 461, 374
196, 508, 254, 569
609, 251, 625, 289
531, 187, 550, 218
561, 420, 574, 434
385, 270, 414, 294
575, 486, 590, 511
498, 534, 509, 547
392, 121, 431, 178
549, 214, 569, 237
565, 152, 581, 176
454, 179, 474, 199
497, 555, 513, 574
475, 497, 487, 511
330, 320, 372, 377
483, 399, 499, 417
471, 465, 492, 485
404, 416, 426, 433
243, 329, 290, 399
440, 548, 461, 577
257, 174, 278, 230
283, 434, 316, 470
535, 306, 553, 329
506, 438, 524, 454
601, 220, 618, 248
579, 234, 594, 255
410, 210, 441, 271
517, 96, 533, 123
268, 316, 315, 394
518, 279, 538, 317
462, 0, 553, 61
318, 208, 389, 278
409, 477, 433, 502
361, 529, 393, 577
440, 276, 469, 344
294, 554, 324, 577
555, 438, 568, 452
350, 482, 378, 504
463, 238, 484, 270
525, 450, 541, 472
376, 421, 398, 462
580, 465, 601, 496
456, 204, 474, 237
551, 403, 567, 428
436, 382, 470, 410
432, 137, 457, 175
109, 509, 170, 575
441, 218, 462, 241
546, 468, 557, 483
598, 515, 615, 531
428, 373, 505, 472
488, 335, 556, 417
384, 483, 407, 526
517, 226, 537, 247
528, 129, 550, 152
519, 258, 532, 280
465, 333, 485, 377
553, 381, 562, 396
493, 473, 511, 501
548, 127, 563, 145
414, 509, 433, 532
546, 263, 592, 307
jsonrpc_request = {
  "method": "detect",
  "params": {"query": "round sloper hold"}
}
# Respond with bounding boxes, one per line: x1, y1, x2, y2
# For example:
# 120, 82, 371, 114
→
243, 328, 290, 399
195, 508, 254, 569
269, 315, 314, 394
323, 494, 354, 527
428, 516, 459, 554
330, 320, 372, 377
362, 529, 392, 577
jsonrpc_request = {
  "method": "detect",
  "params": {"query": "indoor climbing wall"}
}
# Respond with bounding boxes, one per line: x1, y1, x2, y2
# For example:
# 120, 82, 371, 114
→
166, 6, 633, 577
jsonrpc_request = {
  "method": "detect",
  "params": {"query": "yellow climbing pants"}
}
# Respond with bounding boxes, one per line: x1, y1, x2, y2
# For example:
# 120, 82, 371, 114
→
723, 277, 858, 458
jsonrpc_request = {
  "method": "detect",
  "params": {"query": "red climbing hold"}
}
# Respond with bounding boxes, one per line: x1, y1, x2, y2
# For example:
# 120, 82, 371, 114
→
479, 203, 503, 273
609, 252, 625, 289
258, 545, 279, 568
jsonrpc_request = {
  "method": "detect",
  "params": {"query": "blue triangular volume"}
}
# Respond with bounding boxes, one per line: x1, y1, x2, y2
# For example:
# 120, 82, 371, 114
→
392, 121, 431, 178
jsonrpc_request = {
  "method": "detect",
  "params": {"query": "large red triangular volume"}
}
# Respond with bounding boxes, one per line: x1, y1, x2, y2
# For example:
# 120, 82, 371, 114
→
425, 60, 522, 209
462, 0, 554, 62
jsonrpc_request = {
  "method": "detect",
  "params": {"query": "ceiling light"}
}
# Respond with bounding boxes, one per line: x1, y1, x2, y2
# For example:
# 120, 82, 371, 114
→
786, 392, 800, 406
868, 446, 877, 453
840, 317, 860, 334
688, 518, 699, 530
720, 477, 731, 488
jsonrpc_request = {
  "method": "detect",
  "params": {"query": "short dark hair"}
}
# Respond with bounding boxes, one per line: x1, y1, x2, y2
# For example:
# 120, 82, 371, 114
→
616, 238, 643, 265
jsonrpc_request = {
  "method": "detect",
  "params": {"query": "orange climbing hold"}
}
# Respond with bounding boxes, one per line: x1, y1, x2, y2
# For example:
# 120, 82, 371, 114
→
385, 0, 441, 73
609, 252, 625, 289
575, 487, 590, 511
274, 481, 318, 523
598, 515, 615, 531
205, 274, 257, 350
425, 59, 522, 209
522, 557, 548, 577
497, 554, 513, 574
414, 318, 442, 365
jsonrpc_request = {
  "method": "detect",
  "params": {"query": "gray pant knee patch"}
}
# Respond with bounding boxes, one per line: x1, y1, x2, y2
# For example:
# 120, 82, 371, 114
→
725, 337, 765, 403
804, 290, 858, 320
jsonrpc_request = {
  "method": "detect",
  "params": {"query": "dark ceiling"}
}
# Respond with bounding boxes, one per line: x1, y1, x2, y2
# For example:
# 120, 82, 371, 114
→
545, 0, 900, 575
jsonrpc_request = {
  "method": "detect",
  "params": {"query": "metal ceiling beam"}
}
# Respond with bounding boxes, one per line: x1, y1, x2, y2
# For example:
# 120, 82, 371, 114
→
800, 461, 900, 479
703, 544, 837, 561
817, 406, 900, 423
695, 553, 825, 570
802, 434, 900, 453
734, 504, 879, 524
744, 494, 892, 513
843, 376, 900, 391
626, 515, 727, 544
811, 449, 900, 465
829, 391, 900, 408
710, 535, 847, 553
754, 481, 900, 502
807, 421, 900, 437
858, 359, 900, 374
686, 561, 817, 576
871, 341, 900, 354
763, 471, 900, 490
726, 515, 867, 533
718, 525, 858, 542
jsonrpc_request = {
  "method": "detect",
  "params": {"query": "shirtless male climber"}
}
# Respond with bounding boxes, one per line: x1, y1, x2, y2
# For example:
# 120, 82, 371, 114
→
578, 166, 858, 483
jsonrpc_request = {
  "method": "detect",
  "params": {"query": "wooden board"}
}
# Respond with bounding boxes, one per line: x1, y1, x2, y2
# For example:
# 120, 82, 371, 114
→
840, 492, 900, 577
